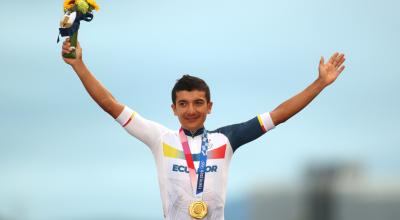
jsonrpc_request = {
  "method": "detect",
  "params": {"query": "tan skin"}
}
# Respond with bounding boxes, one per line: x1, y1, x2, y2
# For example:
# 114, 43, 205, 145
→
171, 90, 213, 133
62, 38, 124, 118
62, 39, 346, 129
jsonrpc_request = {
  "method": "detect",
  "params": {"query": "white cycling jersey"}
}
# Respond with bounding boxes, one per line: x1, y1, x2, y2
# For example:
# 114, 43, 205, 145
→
116, 106, 275, 220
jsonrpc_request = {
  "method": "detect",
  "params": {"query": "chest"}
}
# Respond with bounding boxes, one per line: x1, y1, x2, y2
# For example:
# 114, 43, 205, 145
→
159, 133, 232, 179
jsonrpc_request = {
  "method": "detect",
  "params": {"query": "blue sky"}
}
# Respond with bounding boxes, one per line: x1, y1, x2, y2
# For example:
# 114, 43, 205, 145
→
1, 0, 399, 219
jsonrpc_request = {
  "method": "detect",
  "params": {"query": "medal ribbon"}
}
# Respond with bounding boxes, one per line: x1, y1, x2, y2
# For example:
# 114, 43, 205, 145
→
179, 128, 208, 197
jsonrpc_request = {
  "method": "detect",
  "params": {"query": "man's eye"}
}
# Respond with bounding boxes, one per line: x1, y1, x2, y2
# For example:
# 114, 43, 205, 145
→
195, 101, 204, 105
179, 102, 187, 107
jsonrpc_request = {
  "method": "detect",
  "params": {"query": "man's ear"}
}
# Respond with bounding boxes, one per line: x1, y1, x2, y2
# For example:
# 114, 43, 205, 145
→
171, 103, 177, 116
207, 101, 213, 114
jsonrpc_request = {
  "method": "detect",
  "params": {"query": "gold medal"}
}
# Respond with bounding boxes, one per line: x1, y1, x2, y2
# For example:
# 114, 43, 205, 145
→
189, 201, 208, 219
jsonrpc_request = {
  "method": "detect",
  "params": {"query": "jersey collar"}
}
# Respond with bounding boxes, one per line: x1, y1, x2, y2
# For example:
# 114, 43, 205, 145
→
182, 127, 205, 137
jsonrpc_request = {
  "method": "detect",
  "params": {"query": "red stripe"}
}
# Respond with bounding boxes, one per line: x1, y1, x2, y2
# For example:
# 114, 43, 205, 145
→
260, 125, 266, 133
180, 129, 196, 170
179, 128, 198, 189
209, 144, 226, 159
184, 151, 196, 170
123, 117, 132, 127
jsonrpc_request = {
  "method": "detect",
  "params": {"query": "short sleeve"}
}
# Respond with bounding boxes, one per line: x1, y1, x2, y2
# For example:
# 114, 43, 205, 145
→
257, 112, 275, 132
213, 112, 275, 152
116, 106, 169, 150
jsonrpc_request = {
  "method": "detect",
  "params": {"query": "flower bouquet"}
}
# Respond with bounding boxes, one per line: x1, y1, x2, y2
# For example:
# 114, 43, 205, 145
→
58, 0, 100, 58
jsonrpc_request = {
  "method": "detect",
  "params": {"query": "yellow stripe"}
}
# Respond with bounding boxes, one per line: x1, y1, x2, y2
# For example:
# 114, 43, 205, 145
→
163, 143, 182, 158
131, 112, 137, 120
257, 115, 266, 132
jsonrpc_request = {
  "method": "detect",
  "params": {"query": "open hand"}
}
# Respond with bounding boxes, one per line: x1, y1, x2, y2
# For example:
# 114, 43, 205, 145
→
318, 52, 346, 87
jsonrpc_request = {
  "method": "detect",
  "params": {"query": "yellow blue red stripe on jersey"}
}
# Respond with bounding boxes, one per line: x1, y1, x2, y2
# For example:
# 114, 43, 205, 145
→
163, 143, 226, 160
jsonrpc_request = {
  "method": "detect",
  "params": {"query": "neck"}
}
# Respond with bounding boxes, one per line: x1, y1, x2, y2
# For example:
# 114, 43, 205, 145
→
182, 126, 205, 137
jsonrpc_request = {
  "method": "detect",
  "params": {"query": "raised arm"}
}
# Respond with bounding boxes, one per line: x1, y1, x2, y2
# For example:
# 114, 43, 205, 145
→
62, 39, 124, 118
270, 52, 346, 126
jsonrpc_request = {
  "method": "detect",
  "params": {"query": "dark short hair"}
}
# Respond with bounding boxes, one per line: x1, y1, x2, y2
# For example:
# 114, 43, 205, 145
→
172, 75, 211, 104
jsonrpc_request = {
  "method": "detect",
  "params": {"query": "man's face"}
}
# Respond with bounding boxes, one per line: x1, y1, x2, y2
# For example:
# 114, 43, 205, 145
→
171, 90, 213, 132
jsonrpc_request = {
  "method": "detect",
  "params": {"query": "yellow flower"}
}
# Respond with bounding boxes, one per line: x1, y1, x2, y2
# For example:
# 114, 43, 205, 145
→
76, 0, 89, 14
86, 0, 100, 11
63, 0, 75, 11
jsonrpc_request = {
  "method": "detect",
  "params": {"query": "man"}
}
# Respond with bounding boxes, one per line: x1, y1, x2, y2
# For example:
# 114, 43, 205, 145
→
61, 39, 345, 220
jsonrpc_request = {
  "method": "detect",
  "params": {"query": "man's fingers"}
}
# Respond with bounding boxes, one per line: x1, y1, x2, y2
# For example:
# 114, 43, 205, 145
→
320, 56, 325, 66
62, 48, 71, 54
328, 52, 339, 64
336, 55, 346, 68
337, 65, 345, 75
334, 53, 344, 67
332, 53, 342, 66
63, 38, 70, 45
62, 45, 73, 52
62, 42, 70, 48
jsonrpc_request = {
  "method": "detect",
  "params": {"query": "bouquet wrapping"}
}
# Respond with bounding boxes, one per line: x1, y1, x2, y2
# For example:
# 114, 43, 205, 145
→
58, 0, 100, 58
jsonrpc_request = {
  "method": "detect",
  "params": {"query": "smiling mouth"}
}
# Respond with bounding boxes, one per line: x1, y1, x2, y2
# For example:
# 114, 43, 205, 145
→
185, 116, 200, 121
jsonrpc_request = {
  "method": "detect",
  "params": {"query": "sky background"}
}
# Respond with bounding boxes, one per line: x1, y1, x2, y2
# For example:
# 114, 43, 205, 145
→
1, 0, 399, 219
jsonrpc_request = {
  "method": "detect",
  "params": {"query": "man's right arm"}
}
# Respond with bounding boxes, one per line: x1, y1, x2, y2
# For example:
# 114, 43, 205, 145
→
62, 39, 124, 118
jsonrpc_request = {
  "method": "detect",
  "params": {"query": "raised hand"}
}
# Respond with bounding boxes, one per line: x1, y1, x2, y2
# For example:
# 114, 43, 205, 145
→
318, 52, 346, 87
62, 38, 83, 67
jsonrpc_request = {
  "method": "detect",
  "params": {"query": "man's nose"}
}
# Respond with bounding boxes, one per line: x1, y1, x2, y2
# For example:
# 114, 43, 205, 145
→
187, 104, 196, 114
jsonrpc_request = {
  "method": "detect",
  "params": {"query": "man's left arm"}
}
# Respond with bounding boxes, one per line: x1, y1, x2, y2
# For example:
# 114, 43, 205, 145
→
270, 52, 346, 126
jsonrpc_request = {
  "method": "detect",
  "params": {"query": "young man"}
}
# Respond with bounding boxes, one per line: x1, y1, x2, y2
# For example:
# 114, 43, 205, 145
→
61, 39, 345, 220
